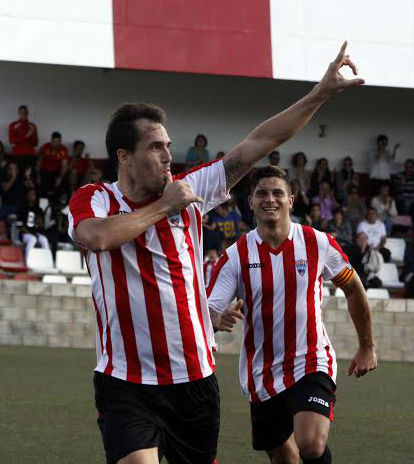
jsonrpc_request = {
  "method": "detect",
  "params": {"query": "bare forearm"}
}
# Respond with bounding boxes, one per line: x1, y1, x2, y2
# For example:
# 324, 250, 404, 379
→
344, 277, 375, 348
223, 86, 329, 187
76, 199, 169, 251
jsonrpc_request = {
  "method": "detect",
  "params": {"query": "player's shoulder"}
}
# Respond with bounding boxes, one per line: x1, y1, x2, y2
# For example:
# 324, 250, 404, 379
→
70, 182, 109, 203
173, 158, 222, 181
295, 223, 332, 248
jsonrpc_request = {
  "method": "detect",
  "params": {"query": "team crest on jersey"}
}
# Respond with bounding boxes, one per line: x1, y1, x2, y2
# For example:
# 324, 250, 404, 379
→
295, 259, 307, 276
168, 213, 181, 226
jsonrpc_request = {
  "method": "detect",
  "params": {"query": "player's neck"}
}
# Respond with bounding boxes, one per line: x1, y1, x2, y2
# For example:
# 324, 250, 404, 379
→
117, 173, 157, 204
257, 218, 291, 249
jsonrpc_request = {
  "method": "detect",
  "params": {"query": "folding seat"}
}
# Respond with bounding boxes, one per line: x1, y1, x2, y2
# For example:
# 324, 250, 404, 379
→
26, 248, 58, 274
366, 288, 390, 299
0, 246, 28, 272
72, 276, 92, 285
322, 286, 331, 297
385, 238, 406, 265
376, 263, 404, 289
42, 275, 68, 284
56, 250, 87, 275
334, 287, 345, 298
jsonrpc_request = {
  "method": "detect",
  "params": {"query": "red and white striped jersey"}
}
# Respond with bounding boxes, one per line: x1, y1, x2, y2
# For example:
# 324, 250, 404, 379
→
68, 160, 230, 385
203, 258, 219, 288
207, 223, 354, 402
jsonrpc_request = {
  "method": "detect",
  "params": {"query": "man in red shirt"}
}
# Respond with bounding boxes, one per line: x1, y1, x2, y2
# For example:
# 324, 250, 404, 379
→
8, 105, 38, 169
68, 43, 364, 464
67, 140, 92, 191
38, 131, 69, 196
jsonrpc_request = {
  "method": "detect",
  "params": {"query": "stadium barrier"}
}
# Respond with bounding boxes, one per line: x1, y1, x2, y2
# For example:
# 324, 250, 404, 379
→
0, 279, 413, 362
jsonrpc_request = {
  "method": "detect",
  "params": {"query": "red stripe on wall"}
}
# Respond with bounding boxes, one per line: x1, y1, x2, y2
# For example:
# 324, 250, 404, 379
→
257, 244, 277, 397
155, 218, 203, 381
238, 235, 260, 403
302, 226, 319, 375
113, 0, 272, 78
135, 234, 173, 384
282, 241, 297, 389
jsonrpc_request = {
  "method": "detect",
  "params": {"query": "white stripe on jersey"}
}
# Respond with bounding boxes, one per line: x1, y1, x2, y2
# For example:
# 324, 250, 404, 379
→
208, 222, 347, 402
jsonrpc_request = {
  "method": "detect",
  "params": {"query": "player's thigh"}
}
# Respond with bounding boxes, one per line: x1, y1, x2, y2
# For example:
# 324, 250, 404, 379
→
117, 448, 159, 464
267, 434, 300, 464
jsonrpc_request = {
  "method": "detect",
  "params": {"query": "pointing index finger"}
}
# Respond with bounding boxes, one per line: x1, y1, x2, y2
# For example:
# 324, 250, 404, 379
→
334, 40, 348, 64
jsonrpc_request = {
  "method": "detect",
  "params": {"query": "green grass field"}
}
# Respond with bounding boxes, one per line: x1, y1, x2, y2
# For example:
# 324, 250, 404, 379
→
0, 346, 412, 464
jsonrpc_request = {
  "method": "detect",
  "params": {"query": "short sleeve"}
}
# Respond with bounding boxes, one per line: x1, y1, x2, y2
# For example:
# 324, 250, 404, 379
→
175, 159, 231, 215
207, 251, 238, 312
68, 184, 108, 242
322, 234, 355, 287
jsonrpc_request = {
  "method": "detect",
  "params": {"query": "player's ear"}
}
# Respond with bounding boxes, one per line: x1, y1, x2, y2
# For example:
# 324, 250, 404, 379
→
117, 148, 130, 166
288, 194, 294, 210
248, 194, 253, 210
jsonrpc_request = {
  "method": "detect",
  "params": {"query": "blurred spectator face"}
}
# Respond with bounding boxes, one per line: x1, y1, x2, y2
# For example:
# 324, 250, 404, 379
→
6, 162, 19, 179
215, 204, 230, 217
87, 169, 102, 184
343, 157, 353, 170
195, 135, 207, 149
290, 179, 300, 195
376, 135, 388, 149
405, 160, 414, 177
379, 185, 390, 198
356, 232, 368, 248
207, 249, 218, 261
51, 135, 62, 148
215, 151, 225, 159
367, 209, 377, 224
334, 209, 343, 224
269, 151, 280, 166
349, 187, 359, 199
319, 181, 331, 196
293, 152, 307, 168
310, 204, 321, 220
317, 158, 328, 171
18, 106, 29, 120
26, 189, 37, 205
73, 141, 85, 157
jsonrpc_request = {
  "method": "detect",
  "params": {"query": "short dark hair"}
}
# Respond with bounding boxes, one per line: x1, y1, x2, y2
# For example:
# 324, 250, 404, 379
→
292, 151, 307, 167
106, 103, 167, 164
52, 131, 62, 139
268, 150, 280, 160
18, 105, 28, 111
377, 134, 388, 144
73, 140, 85, 149
194, 134, 208, 147
249, 166, 291, 194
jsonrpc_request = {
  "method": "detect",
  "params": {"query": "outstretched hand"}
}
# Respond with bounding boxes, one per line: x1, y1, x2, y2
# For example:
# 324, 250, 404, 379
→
210, 299, 244, 333
347, 345, 377, 378
317, 41, 365, 96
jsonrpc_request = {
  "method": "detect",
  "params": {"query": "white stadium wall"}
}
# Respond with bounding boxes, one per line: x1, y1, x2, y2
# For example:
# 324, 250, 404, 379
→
0, 0, 413, 88
0, 60, 413, 172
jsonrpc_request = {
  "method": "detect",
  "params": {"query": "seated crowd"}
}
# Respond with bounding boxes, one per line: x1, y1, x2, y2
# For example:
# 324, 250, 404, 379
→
0, 105, 413, 297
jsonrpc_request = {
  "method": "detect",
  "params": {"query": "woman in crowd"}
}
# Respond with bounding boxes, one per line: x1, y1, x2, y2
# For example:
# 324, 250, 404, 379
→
185, 134, 210, 170
371, 184, 398, 235
310, 157, 333, 197
334, 156, 359, 204
369, 134, 400, 194
289, 151, 311, 193
312, 181, 339, 222
343, 186, 367, 232
290, 178, 310, 223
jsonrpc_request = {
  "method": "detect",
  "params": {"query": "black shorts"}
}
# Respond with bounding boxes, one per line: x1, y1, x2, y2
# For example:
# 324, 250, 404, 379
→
251, 372, 336, 451
94, 372, 220, 464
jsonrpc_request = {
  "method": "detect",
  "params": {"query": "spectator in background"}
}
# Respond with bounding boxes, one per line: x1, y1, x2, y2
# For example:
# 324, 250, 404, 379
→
84, 168, 103, 185
312, 181, 339, 221
67, 140, 92, 191
371, 184, 398, 235
343, 186, 367, 232
0, 162, 26, 219
289, 151, 310, 193
334, 156, 359, 204
20, 188, 50, 260
347, 232, 371, 287
310, 157, 333, 197
185, 134, 210, 170
327, 208, 353, 250
38, 131, 69, 196
268, 150, 280, 167
369, 134, 400, 194
305, 203, 325, 231
357, 207, 390, 262
0, 141, 8, 171
203, 248, 219, 288
202, 214, 222, 254
211, 201, 244, 249
290, 178, 309, 223
392, 159, 414, 215
215, 151, 226, 159
8, 105, 38, 169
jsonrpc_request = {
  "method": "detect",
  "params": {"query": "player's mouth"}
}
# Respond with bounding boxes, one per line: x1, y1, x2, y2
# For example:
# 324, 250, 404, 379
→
262, 206, 278, 212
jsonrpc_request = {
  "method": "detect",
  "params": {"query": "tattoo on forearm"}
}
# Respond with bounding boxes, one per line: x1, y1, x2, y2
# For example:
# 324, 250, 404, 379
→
224, 157, 251, 189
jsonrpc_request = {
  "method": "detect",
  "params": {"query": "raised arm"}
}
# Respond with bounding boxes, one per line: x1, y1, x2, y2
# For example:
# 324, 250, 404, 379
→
340, 273, 377, 377
223, 41, 364, 188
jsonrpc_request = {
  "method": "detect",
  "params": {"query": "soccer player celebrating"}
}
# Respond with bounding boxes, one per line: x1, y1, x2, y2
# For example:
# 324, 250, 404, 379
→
207, 166, 377, 464
68, 42, 364, 464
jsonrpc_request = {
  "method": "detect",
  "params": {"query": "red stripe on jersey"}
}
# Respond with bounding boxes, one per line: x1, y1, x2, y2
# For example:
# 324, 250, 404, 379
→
155, 218, 203, 381
109, 249, 142, 383
181, 210, 214, 370
282, 240, 297, 389
135, 234, 173, 384
238, 235, 259, 403
69, 183, 105, 228
92, 294, 104, 354
302, 226, 319, 375
173, 158, 221, 181
194, 208, 202, 244
206, 251, 228, 297
326, 233, 349, 263
96, 253, 113, 375
257, 244, 277, 397
322, 324, 334, 377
